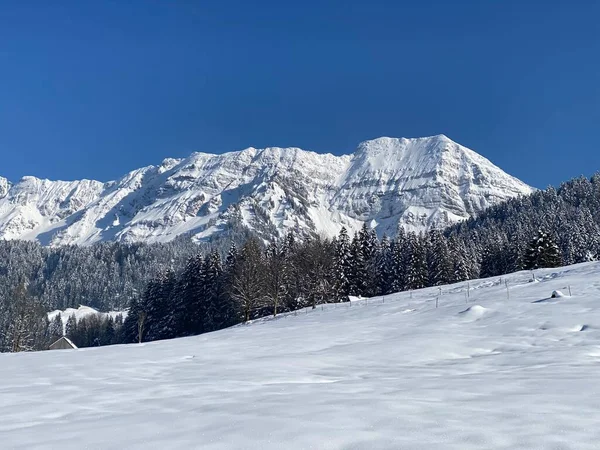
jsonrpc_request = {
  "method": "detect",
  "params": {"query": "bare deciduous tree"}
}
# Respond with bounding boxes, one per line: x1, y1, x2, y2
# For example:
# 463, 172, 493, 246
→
264, 242, 287, 317
231, 239, 266, 322
4, 282, 47, 352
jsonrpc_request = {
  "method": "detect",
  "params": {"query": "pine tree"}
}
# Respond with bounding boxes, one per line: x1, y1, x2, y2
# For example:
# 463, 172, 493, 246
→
180, 255, 205, 335
349, 234, 367, 296
525, 229, 562, 269
448, 236, 470, 282
122, 297, 142, 343
102, 316, 115, 346
389, 228, 408, 293
541, 233, 562, 268
333, 227, 352, 300
202, 251, 225, 332
362, 225, 381, 296
48, 314, 64, 341
427, 230, 453, 286
406, 233, 428, 290
65, 314, 77, 341
378, 235, 395, 295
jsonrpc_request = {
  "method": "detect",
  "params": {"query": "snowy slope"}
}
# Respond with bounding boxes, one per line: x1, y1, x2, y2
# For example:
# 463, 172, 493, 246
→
0, 135, 532, 245
48, 306, 127, 333
3, 262, 600, 449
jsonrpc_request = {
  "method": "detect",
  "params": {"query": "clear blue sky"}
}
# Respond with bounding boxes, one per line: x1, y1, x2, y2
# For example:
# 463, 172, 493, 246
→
1, 1, 599, 188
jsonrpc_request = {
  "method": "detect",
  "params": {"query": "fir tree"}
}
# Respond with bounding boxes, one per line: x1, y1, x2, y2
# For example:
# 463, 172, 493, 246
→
333, 227, 352, 300
525, 230, 562, 269
378, 235, 395, 295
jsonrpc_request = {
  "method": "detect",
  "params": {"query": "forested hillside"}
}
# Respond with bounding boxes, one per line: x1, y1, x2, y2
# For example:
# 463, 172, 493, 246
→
447, 174, 600, 277
0, 239, 197, 311
114, 173, 600, 348
1, 174, 600, 352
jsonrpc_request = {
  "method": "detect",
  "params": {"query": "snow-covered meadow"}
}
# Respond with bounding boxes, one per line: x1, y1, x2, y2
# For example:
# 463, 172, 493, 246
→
48, 305, 126, 332
2, 262, 600, 449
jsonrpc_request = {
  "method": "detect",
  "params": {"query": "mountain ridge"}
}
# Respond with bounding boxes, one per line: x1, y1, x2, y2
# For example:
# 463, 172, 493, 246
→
0, 135, 533, 246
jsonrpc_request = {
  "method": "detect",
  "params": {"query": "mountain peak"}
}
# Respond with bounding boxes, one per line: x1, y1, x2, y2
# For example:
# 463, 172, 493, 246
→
429, 133, 451, 142
0, 136, 532, 246
357, 134, 455, 153
352, 134, 462, 175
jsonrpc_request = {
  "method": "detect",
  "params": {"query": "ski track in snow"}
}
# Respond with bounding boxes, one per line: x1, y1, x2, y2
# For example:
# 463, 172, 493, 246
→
3, 262, 600, 449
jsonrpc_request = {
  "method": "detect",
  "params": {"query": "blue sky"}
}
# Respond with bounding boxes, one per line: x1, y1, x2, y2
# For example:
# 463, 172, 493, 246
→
1, 0, 598, 188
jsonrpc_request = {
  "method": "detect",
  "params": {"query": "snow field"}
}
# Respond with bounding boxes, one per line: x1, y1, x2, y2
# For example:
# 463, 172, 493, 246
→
48, 305, 126, 328
2, 262, 600, 449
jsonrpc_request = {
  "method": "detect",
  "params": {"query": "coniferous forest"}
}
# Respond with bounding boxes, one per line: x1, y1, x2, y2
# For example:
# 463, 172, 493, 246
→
1, 174, 600, 352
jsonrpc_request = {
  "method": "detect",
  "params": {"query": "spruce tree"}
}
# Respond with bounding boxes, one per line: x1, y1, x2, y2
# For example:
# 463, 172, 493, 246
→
378, 235, 395, 295
427, 230, 453, 285
333, 227, 352, 300
349, 234, 367, 296
525, 229, 562, 269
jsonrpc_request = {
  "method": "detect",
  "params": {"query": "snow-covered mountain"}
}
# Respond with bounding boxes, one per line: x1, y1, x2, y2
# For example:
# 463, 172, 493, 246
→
0, 135, 532, 246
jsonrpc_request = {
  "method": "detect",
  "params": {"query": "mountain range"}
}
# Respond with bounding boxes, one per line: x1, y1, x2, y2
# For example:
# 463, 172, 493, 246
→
0, 135, 532, 246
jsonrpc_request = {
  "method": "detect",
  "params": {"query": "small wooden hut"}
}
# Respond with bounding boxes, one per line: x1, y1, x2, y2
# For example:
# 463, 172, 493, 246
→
49, 336, 78, 350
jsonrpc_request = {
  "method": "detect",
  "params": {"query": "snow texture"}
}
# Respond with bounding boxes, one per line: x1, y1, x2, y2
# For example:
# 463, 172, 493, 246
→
47, 306, 127, 334
2, 262, 600, 449
0, 135, 532, 245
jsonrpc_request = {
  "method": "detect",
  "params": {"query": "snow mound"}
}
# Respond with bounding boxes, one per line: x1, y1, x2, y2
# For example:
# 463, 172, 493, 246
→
551, 290, 567, 298
459, 304, 490, 320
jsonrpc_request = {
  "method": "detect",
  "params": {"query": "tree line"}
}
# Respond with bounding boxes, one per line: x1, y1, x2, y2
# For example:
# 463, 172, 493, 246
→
2, 173, 600, 351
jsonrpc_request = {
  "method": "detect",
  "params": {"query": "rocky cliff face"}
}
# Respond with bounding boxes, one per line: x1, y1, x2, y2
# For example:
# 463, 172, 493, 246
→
0, 135, 532, 246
